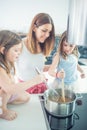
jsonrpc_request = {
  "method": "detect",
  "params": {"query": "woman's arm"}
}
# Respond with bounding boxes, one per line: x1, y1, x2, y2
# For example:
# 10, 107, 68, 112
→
43, 64, 51, 72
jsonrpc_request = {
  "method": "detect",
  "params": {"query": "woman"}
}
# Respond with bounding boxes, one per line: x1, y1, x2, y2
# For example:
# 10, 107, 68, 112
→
16, 13, 55, 82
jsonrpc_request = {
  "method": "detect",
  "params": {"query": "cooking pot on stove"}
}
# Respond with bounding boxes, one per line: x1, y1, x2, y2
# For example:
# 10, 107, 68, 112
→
44, 88, 82, 117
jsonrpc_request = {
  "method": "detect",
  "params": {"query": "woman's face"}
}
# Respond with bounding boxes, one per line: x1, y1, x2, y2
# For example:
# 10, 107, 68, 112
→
6, 42, 22, 63
34, 23, 52, 43
62, 41, 76, 55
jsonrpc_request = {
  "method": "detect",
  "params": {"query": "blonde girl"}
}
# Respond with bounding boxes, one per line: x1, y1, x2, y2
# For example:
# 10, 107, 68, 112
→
48, 31, 85, 90
0, 30, 46, 120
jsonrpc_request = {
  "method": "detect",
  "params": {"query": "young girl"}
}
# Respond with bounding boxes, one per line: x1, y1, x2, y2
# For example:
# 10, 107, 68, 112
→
48, 31, 85, 91
0, 30, 46, 120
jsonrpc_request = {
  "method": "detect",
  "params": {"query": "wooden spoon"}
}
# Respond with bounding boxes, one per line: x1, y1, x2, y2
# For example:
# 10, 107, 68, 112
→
61, 79, 65, 102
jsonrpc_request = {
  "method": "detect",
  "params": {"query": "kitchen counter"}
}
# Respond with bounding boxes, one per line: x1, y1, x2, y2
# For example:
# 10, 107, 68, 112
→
0, 95, 48, 130
0, 65, 87, 130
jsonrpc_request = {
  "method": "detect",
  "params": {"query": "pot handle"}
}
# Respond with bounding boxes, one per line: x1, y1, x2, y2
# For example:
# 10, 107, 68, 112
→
76, 93, 83, 99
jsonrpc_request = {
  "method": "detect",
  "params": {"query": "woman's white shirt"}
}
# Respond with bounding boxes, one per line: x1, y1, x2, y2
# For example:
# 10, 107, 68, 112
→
16, 42, 45, 81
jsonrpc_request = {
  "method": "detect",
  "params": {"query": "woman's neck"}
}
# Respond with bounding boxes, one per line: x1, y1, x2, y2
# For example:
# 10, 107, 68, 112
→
24, 38, 42, 53
36, 42, 42, 53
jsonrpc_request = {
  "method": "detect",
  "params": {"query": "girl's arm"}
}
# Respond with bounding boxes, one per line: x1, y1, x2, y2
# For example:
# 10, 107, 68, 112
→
48, 53, 59, 77
0, 67, 46, 94
77, 64, 85, 78
48, 53, 65, 79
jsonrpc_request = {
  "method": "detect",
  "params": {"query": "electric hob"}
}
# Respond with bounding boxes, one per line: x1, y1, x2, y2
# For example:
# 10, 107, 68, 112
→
39, 93, 87, 130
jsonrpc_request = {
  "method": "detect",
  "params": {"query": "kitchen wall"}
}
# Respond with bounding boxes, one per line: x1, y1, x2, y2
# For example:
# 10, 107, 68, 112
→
0, 0, 69, 34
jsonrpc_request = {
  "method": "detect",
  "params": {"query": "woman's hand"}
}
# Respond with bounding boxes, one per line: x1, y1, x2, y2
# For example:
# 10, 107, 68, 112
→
35, 73, 46, 84
43, 65, 51, 72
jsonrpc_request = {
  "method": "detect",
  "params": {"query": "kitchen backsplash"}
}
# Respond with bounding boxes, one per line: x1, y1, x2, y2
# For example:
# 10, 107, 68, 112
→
19, 33, 87, 65
45, 35, 87, 65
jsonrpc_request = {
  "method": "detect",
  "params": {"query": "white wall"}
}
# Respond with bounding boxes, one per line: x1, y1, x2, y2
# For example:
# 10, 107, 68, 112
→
0, 0, 69, 34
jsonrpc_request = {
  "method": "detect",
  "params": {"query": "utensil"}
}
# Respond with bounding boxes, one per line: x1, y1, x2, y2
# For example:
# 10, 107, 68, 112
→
61, 79, 65, 102
35, 67, 59, 98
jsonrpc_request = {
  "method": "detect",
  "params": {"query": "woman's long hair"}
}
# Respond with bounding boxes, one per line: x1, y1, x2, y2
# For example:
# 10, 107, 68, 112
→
27, 13, 55, 56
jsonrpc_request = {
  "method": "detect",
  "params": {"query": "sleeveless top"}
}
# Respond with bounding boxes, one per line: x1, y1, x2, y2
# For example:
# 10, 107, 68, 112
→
56, 54, 78, 85
16, 42, 45, 81
0, 62, 18, 83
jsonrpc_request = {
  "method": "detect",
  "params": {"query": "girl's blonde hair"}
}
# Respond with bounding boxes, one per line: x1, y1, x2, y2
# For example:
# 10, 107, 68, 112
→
57, 31, 78, 59
0, 30, 22, 74
26, 13, 55, 56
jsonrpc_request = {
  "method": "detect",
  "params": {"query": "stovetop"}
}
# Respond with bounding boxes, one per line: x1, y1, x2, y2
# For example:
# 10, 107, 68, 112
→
39, 93, 87, 130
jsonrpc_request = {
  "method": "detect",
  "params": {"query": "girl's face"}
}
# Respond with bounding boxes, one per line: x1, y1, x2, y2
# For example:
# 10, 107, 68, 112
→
62, 41, 76, 55
6, 42, 22, 63
34, 23, 52, 43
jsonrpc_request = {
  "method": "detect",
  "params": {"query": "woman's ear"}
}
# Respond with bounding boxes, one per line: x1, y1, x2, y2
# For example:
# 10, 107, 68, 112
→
0, 47, 5, 54
33, 24, 37, 32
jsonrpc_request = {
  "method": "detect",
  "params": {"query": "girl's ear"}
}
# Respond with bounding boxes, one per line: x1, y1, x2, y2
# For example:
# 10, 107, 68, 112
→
0, 47, 5, 54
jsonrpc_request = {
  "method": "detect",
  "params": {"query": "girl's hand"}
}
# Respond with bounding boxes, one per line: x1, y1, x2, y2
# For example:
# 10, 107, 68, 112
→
80, 72, 85, 78
0, 86, 7, 93
56, 69, 65, 79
